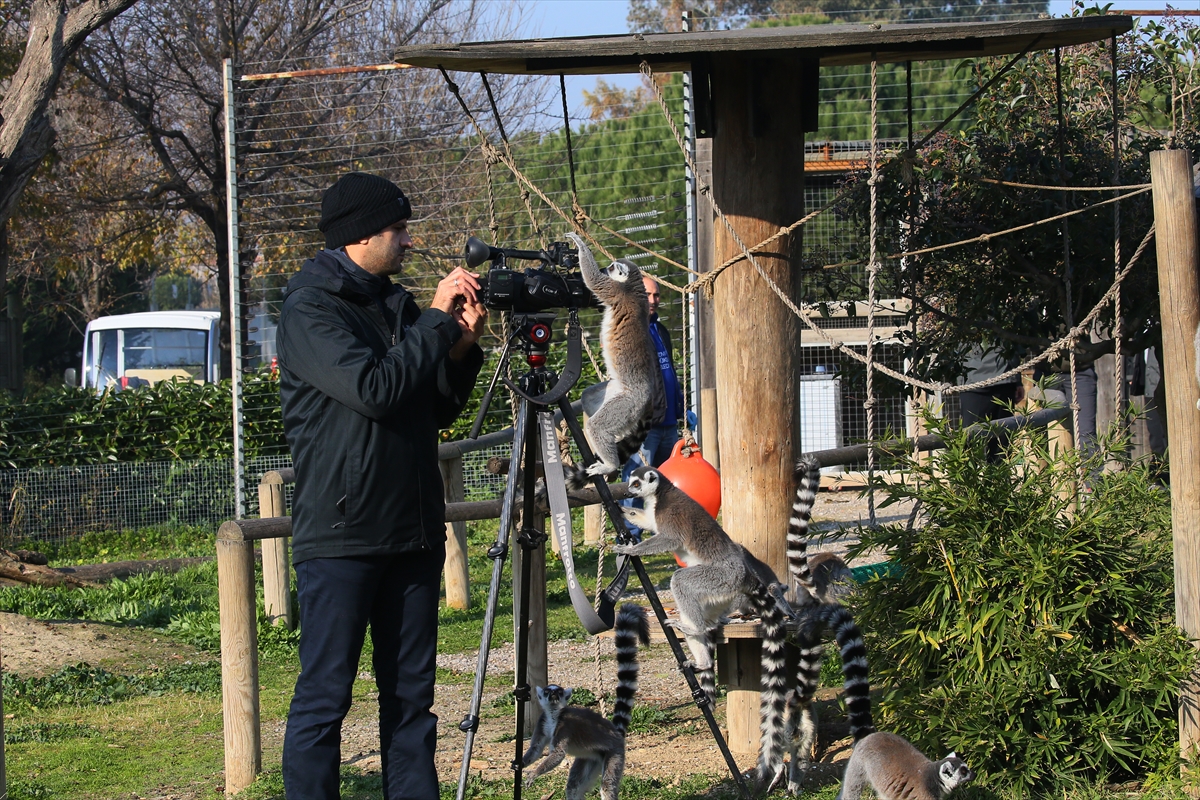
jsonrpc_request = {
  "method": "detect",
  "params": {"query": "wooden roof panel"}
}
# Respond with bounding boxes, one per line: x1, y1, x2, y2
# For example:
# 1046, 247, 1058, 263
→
393, 16, 1131, 75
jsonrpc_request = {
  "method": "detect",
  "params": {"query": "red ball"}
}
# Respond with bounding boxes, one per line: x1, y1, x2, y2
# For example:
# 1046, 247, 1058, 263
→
657, 439, 721, 519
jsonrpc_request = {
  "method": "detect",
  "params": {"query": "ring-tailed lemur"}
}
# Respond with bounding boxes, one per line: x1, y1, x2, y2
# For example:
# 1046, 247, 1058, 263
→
836, 731, 974, 800
562, 232, 659, 488
786, 456, 854, 607
728, 458, 872, 795
523, 603, 651, 800
736, 456, 853, 619
781, 602, 876, 795
613, 466, 790, 790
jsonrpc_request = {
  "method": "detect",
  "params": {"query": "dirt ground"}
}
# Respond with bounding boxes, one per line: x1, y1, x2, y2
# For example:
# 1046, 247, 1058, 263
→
2, 487, 905, 795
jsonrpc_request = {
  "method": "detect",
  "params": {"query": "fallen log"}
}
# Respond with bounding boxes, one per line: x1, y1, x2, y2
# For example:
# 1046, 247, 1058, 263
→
0, 549, 98, 589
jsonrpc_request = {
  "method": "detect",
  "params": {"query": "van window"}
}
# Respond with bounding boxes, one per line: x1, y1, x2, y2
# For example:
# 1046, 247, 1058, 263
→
91, 329, 118, 389
123, 328, 208, 382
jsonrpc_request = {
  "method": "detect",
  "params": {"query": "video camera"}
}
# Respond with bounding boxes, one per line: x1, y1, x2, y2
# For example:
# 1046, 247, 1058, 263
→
463, 236, 598, 313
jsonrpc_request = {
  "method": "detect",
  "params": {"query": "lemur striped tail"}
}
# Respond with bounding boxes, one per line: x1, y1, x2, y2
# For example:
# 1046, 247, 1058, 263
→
787, 456, 822, 600
610, 603, 651, 736
794, 604, 875, 742
749, 582, 791, 789
695, 625, 720, 704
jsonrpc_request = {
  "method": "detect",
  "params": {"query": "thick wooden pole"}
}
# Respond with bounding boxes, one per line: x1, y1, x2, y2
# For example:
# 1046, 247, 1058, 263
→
710, 54, 806, 754
1150, 148, 1200, 768
217, 536, 261, 795
258, 476, 292, 629
441, 456, 471, 610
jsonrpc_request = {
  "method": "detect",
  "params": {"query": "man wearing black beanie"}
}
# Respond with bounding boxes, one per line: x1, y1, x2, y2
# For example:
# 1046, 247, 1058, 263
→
276, 171, 487, 799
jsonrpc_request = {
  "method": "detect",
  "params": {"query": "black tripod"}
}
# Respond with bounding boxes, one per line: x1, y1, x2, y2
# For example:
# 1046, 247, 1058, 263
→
455, 309, 750, 800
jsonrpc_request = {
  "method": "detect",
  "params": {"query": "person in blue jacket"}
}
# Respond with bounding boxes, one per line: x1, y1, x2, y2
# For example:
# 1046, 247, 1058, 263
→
276, 172, 486, 800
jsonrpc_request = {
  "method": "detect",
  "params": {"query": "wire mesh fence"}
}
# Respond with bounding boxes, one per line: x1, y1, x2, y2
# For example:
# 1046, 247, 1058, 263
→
3, 5, 1126, 540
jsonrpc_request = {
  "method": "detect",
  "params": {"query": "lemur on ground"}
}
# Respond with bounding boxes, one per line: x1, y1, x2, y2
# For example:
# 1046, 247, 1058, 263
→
837, 732, 975, 800
523, 603, 651, 800
613, 466, 790, 790
737, 457, 874, 795
561, 232, 660, 488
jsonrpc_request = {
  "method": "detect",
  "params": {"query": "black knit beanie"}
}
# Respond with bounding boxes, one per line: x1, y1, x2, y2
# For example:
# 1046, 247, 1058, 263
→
319, 172, 412, 250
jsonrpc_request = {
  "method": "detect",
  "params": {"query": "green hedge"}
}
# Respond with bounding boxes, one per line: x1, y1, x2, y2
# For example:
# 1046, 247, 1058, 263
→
0, 373, 284, 468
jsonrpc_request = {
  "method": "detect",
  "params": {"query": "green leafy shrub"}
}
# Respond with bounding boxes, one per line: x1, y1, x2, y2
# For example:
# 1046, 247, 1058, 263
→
0, 371, 285, 468
850, 422, 1194, 790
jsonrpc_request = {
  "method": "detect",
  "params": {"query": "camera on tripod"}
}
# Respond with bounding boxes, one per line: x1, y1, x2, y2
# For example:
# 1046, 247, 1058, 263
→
463, 236, 598, 312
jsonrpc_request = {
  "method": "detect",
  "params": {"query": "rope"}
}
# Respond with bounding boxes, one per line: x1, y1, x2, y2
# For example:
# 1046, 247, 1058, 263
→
582, 326, 605, 381
876, 188, 1148, 263
639, 54, 1155, 399
560, 75, 580, 205
950, 225, 1154, 395
1054, 47, 1083, 469
866, 56, 880, 527
975, 177, 1149, 191
479, 71, 546, 248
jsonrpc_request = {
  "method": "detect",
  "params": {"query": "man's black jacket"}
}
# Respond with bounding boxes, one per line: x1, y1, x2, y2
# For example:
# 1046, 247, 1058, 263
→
276, 250, 485, 564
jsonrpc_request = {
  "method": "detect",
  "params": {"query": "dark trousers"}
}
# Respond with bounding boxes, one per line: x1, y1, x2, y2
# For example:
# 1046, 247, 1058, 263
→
282, 549, 445, 800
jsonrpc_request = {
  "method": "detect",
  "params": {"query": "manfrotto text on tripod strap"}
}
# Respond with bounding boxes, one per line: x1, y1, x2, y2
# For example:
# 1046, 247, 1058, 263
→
537, 411, 617, 634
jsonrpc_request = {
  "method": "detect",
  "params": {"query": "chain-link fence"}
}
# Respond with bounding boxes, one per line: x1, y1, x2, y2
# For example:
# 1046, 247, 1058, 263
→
4, 5, 1099, 542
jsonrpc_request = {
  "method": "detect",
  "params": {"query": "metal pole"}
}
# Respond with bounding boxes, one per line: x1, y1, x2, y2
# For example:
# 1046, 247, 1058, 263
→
224, 58, 246, 520
683, 9, 701, 422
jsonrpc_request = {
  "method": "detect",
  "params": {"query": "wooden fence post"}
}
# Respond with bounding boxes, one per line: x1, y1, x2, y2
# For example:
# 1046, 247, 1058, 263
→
1150, 148, 1200, 776
258, 473, 292, 629
217, 532, 261, 795
583, 504, 604, 546
441, 456, 471, 610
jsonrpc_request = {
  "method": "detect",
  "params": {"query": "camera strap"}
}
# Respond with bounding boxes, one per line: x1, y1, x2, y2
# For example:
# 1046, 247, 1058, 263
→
501, 318, 584, 406
537, 410, 615, 634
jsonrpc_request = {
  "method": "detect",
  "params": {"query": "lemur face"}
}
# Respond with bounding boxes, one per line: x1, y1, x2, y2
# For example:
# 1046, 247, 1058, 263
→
536, 684, 573, 709
605, 259, 633, 283
627, 466, 660, 498
938, 756, 974, 793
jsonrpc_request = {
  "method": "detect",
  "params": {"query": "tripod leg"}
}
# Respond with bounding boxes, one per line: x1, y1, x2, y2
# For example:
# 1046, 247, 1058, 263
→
554, 399, 751, 800
455, 404, 529, 800
511, 399, 545, 800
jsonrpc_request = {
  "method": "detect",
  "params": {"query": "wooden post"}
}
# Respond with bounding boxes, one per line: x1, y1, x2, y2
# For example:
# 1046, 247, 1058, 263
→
258, 473, 292, 629
217, 535, 261, 795
441, 456, 471, 610
709, 54, 807, 754
1150, 148, 1200, 772
583, 504, 604, 546
512, 515, 548, 736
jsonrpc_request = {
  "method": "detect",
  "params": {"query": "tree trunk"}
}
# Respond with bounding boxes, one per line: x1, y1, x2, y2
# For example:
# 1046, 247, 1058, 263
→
0, 0, 139, 292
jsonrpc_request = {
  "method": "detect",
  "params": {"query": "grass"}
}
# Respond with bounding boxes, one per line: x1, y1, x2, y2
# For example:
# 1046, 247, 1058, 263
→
0, 517, 683, 799
2, 519, 1188, 799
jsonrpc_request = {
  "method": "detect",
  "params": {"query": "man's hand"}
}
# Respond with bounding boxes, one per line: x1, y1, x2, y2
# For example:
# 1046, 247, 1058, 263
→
431, 267, 481, 314
449, 299, 487, 361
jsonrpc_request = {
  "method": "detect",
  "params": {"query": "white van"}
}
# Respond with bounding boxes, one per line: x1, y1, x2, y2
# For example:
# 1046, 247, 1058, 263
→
81, 310, 221, 391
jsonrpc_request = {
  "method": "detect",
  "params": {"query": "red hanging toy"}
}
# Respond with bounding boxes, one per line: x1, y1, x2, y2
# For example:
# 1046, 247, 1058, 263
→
655, 438, 721, 567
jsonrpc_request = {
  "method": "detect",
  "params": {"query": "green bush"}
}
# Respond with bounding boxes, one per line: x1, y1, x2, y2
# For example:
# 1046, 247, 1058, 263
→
850, 421, 1194, 790
0, 371, 285, 468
